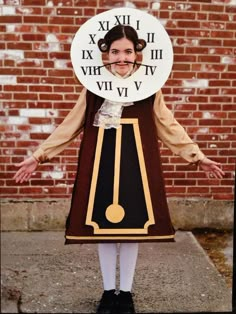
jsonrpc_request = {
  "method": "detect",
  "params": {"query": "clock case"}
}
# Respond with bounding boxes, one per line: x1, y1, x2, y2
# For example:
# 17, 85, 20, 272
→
65, 91, 175, 244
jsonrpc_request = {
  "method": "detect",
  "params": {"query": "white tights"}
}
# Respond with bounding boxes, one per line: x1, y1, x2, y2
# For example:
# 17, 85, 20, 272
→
98, 243, 139, 292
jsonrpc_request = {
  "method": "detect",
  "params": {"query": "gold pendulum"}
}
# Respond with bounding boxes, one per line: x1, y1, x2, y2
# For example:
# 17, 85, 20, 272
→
105, 126, 125, 223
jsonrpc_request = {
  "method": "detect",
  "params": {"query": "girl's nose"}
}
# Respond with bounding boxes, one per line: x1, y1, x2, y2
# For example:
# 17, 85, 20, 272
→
119, 53, 126, 62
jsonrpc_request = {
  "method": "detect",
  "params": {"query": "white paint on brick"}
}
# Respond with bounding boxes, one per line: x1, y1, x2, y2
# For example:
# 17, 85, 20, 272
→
2, 6, 15, 15
183, 79, 208, 88
152, 2, 160, 10
160, 19, 168, 27
42, 125, 56, 133
203, 112, 212, 119
6, 25, 15, 32
47, 1, 54, 7
16, 59, 41, 66
6, 24, 16, 33
182, 88, 193, 93
176, 3, 191, 10
0, 50, 24, 60
56, 183, 68, 187
0, 76, 16, 85
46, 34, 60, 52
5, 116, 28, 125
30, 125, 42, 132
46, 109, 58, 117
4, 0, 20, 4
221, 56, 235, 64
3, 149, 13, 155
27, 149, 34, 157
197, 128, 209, 134
20, 133, 30, 140
42, 171, 64, 180
210, 144, 217, 148
17, 7, 33, 14
124, 1, 136, 8
54, 60, 68, 69
173, 38, 199, 47
43, 188, 49, 193
227, 0, 236, 5
42, 166, 65, 179
220, 135, 228, 140
20, 109, 47, 117
24, 108, 57, 119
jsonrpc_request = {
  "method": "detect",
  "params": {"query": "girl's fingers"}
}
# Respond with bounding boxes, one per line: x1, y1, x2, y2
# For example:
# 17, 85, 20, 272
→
13, 168, 25, 181
208, 168, 225, 179
20, 172, 30, 183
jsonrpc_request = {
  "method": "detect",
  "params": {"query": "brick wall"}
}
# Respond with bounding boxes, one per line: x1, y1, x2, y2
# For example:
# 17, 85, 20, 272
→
1, 0, 235, 201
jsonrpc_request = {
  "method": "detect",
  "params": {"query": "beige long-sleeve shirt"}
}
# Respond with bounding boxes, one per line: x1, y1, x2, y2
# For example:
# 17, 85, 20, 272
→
33, 88, 205, 164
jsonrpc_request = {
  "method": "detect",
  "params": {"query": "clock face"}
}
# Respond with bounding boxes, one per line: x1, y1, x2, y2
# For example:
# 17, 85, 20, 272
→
71, 7, 173, 103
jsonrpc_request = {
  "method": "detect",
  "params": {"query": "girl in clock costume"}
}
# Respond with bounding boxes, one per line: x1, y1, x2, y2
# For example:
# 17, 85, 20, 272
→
14, 24, 224, 314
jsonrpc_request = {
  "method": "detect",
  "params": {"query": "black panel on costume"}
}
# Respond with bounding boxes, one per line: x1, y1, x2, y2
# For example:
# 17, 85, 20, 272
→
92, 125, 148, 229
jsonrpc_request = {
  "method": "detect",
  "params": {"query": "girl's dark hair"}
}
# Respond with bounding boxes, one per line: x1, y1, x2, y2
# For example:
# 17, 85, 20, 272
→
97, 24, 146, 53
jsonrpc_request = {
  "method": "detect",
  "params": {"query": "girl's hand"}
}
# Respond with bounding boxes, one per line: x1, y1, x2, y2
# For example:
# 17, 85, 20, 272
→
13, 156, 39, 183
199, 157, 225, 179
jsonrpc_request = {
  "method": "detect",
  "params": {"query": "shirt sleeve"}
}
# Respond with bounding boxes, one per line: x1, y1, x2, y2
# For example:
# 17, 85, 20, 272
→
153, 90, 205, 164
32, 88, 87, 163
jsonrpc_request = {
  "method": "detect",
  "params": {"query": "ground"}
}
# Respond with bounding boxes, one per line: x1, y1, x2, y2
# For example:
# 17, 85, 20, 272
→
193, 229, 233, 288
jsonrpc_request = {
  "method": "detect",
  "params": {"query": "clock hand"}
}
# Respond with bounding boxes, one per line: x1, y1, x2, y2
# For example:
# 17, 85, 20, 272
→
96, 61, 121, 69
124, 61, 156, 68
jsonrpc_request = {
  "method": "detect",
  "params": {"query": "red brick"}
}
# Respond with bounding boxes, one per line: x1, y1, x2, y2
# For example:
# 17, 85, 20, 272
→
172, 12, 196, 19
0, 16, 22, 23
22, 0, 46, 5
223, 39, 236, 47
159, 11, 170, 19
23, 16, 48, 24
22, 34, 46, 41
0, 187, 18, 195
165, 187, 186, 194
209, 13, 229, 21
201, 4, 224, 12
177, 21, 200, 28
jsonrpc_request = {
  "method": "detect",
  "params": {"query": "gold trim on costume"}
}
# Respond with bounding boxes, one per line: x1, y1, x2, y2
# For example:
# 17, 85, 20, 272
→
85, 127, 104, 230
105, 126, 125, 223
85, 118, 155, 235
66, 234, 175, 240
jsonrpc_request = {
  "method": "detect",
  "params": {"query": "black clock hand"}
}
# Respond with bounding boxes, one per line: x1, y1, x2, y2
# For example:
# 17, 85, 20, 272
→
96, 61, 121, 69
124, 61, 155, 68
95, 61, 155, 70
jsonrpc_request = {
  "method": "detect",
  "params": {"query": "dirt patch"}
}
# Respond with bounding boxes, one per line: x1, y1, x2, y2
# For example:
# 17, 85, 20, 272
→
192, 229, 233, 288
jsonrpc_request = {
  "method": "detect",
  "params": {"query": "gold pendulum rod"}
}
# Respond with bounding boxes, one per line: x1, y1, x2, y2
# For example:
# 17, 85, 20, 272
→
105, 126, 125, 223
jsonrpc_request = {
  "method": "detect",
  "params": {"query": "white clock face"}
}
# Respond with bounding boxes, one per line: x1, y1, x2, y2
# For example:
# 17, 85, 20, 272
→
71, 7, 173, 103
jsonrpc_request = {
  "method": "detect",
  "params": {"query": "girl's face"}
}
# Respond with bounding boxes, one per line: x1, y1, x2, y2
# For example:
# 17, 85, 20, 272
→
108, 37, 136, 77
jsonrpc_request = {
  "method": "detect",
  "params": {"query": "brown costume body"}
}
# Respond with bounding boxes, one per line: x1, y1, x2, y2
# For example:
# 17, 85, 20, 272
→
65, 91, 175, 244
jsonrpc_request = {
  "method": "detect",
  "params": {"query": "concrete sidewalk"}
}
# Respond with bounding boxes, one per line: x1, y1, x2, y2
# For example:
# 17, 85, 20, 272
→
1, 231, 232, 313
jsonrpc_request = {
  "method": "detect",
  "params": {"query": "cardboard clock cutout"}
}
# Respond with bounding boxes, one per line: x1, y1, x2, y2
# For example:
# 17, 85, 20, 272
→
66, 8, 175, 243
71, 7, 173, 103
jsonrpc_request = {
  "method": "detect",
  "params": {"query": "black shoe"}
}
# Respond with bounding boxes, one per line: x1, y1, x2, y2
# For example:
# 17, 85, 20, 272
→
96, 289, 117, 314
116, 291, 135, 314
